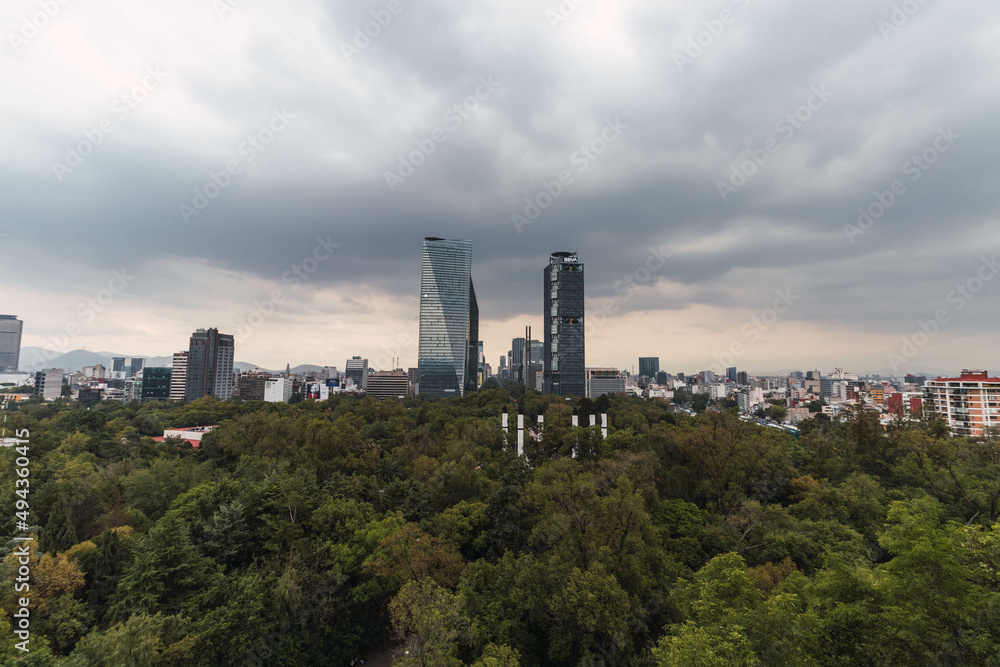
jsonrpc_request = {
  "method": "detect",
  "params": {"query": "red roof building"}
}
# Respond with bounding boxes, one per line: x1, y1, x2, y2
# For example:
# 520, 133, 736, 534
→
151, 425, 218, 448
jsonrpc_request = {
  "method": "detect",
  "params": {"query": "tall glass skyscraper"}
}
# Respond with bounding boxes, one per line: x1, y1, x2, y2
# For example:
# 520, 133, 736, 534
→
418, 238, 478, 397
544, 252, 585, 397
0, 315, 23, 372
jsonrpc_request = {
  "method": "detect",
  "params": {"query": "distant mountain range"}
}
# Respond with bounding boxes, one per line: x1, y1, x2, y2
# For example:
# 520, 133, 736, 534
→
17, 348, 286, 375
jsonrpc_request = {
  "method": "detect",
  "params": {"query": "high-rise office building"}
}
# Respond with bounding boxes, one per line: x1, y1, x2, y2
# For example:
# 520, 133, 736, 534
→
544, 252, 585, 397
418, 237, 478, 397
726, 367, 738, 383
510, 337, 525, 384
129, 358, 146, 377
112, 357, 127, 373
185, 328, 235, 401
639, 357, 660, 379
467, 283, 480, 393
530, 339, 543, 368
0, 315, 23, 372
477, 341, 486, 388
34, 368, 64, 401
345, 357, 369, 390
510, 336, 543, 388
141, 367, 172, 402
170, 352, 188, 401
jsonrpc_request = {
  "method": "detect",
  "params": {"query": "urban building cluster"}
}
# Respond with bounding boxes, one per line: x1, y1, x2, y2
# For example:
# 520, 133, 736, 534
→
1, 253, 998, 442
418, 239, 595, 399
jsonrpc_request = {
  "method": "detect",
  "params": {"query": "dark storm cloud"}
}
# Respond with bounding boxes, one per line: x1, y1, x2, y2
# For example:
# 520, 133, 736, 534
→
2, 0, 998, 360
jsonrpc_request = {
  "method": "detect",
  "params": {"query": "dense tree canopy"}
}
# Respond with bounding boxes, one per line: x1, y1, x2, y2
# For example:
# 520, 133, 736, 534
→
1, 391, 999, 665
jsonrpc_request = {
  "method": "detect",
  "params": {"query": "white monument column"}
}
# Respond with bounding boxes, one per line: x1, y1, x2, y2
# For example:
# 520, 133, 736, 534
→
517, 413, 525, 457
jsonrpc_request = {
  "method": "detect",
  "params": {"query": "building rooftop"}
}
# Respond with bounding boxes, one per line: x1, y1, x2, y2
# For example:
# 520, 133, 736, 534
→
931, 370, 1000, 383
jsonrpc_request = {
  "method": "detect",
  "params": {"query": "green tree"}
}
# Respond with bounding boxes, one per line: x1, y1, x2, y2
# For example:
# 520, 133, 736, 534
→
472, 643, 522, 666
390, 578, 468, 667
108, 515, 219, 620
42, 495, 78, 555
67, 614, 197, 666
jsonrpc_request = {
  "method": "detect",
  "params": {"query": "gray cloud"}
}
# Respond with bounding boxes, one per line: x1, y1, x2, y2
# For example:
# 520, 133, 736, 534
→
1, 0, 998, 371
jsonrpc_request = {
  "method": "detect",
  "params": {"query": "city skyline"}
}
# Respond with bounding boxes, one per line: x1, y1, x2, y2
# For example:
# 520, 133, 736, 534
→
2, 1, 998, 376
5, 323, 976, 381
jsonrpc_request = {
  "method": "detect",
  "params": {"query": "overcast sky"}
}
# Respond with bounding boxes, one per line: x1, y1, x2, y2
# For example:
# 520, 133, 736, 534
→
2, 0, 998, 376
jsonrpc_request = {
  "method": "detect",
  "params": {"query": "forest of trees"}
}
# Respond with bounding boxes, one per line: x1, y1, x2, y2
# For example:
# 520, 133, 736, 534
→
2, 388, 1000, 665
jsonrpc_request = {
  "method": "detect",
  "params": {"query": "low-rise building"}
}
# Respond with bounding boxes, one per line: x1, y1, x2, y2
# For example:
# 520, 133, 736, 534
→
708, 383, 729, 401
153, 425, 218, 447
586, 368, 626, 398
367, 370, 410, 400
78, 388, 103, 404
646, 385, 673, 400
238, 371, 272, 401
786, 407, 814, 424
264, 377, 294, 403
